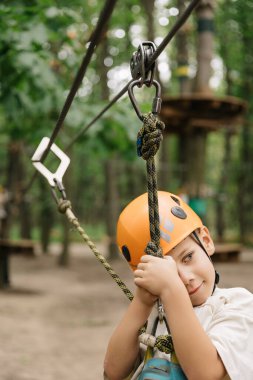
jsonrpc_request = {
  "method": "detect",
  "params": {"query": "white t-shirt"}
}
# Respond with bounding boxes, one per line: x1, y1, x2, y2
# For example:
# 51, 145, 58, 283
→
131, 287, 253, 380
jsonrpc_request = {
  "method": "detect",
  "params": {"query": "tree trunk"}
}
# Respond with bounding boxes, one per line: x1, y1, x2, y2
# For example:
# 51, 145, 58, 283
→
186, 0, 214, 214
141, 0, 166, 93
0, 141, 21, 287
38, 177, 55, 254
58, 166, 72, 266
176, 0, 192, 191
215, 63, 233, 242
215, 130, 232, 241
193, 0, 215, 94
58, 216, 70, 267
176, 0, 191, 95
238, 28, 253, 243
186, 129, 208, 198
16, 143, 32, 239
0, 141, 22, 239
238, 118, 252, 243
141, 0, 155, 43
158, 136, 170, 191
104, 159, 119, 259
98, 29, 120, 259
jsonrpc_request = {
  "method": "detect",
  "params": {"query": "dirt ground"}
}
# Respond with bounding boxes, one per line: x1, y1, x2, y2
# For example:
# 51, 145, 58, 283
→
0, 243, 253, 380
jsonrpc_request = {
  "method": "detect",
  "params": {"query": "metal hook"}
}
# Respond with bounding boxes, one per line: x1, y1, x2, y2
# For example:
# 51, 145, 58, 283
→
128, 79, 162, 121
51, 178, 67, 205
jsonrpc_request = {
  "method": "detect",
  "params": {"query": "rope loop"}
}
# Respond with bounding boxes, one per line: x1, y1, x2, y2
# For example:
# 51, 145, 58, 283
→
58, 199, 72, 214
137, 112, 165, 160
145, 241, 163, 258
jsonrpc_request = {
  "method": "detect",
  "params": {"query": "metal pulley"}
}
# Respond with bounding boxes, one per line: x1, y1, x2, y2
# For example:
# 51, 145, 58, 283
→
130, 41, 157, 85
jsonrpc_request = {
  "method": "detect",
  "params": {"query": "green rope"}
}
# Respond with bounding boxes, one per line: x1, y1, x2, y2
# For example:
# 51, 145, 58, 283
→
137, 112, 177, 356
137, 112, 165, 257
155, 335, 174, 354
58, 199, 134, 302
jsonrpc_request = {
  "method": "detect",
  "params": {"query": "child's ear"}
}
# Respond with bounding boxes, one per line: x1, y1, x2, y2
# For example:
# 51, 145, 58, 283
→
198, 226, 215, 256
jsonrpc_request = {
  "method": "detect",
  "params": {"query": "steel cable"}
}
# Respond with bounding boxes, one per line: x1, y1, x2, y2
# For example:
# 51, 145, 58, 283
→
64, 0, 201, 150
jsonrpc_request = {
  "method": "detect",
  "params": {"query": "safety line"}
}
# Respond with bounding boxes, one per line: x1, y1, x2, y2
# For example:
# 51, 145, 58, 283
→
65, 82, 131, 151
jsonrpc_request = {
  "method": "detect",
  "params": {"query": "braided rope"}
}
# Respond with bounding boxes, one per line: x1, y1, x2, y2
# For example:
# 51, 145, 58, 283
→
137, 112, 165, 256
139, 332, 174, 355
155, 335, 174, 354
137, 112, 177, 356
58, 199, 134, 302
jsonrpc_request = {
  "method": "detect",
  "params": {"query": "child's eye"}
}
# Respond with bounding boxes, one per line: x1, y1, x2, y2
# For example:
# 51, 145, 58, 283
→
183, 252, 193, 263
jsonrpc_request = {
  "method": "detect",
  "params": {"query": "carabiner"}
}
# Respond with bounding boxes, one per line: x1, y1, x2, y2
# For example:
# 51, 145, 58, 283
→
128, 79, 162, 121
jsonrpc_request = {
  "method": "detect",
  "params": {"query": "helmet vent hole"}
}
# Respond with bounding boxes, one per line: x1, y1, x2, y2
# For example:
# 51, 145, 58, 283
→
171, 206, 187, 219
121, 245, 131, 262
170, 195, 180, 205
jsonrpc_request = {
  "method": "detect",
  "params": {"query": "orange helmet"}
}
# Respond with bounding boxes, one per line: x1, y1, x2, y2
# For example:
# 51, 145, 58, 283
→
117, 191, 203, 270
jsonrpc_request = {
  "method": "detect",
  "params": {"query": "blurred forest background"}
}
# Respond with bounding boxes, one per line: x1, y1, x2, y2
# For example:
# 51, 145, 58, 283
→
0, 0, 253, 266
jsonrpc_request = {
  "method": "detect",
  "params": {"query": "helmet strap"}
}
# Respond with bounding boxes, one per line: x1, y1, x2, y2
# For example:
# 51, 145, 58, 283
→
192, 231, 220, 294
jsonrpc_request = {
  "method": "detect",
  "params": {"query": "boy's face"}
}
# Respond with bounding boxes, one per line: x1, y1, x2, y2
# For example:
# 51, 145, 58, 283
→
167, 230, 215, 307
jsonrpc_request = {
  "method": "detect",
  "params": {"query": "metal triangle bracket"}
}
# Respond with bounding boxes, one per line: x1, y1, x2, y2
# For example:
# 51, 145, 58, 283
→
31, 137, 70, 188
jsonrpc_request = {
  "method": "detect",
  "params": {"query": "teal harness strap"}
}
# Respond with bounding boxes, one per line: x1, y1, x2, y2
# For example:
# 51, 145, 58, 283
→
138, 317, 187, 380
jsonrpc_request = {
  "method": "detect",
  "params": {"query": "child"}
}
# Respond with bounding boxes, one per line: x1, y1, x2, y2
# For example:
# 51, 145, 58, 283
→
104, 191, 253, 380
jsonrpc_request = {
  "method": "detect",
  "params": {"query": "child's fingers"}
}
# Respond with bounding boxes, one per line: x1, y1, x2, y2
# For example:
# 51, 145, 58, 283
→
134, 277, 145, 287
134, 269, 143, 278
140, 255, 150, 262
140, 255, 161, 263
164, 255, 174, 262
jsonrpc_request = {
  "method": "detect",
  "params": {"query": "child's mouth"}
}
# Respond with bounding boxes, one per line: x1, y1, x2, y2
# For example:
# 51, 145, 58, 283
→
189, 282, 203, 295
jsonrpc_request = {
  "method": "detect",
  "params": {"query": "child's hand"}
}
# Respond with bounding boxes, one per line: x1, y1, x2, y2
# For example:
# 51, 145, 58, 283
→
134, 285, 158, 308
134, 255, 182, 298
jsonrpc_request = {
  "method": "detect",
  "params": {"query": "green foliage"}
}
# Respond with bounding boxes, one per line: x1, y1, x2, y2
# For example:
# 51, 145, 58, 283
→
215, 0, 253, 240
1, 0, 252, 246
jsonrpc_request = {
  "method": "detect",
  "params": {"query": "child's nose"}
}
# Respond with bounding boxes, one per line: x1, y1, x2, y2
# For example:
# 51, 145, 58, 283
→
178, 268, 194, 285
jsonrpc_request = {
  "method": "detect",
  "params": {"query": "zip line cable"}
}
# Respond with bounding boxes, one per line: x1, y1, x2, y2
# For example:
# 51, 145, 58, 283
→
63, 0, 201, 151
25, 0, 200, 193
23, 0, 117, 192
64, 82, 130, 152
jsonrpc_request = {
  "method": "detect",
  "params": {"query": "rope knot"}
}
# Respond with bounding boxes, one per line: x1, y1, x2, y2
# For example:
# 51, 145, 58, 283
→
58, 199, 72, 214
139, 332, 174, 355
145, 241, 163, 258
137, 112, 165, 160
155, 334, 174, 354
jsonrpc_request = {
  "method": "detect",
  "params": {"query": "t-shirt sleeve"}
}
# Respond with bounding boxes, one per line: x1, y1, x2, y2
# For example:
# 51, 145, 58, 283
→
205, 288, 253, 380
